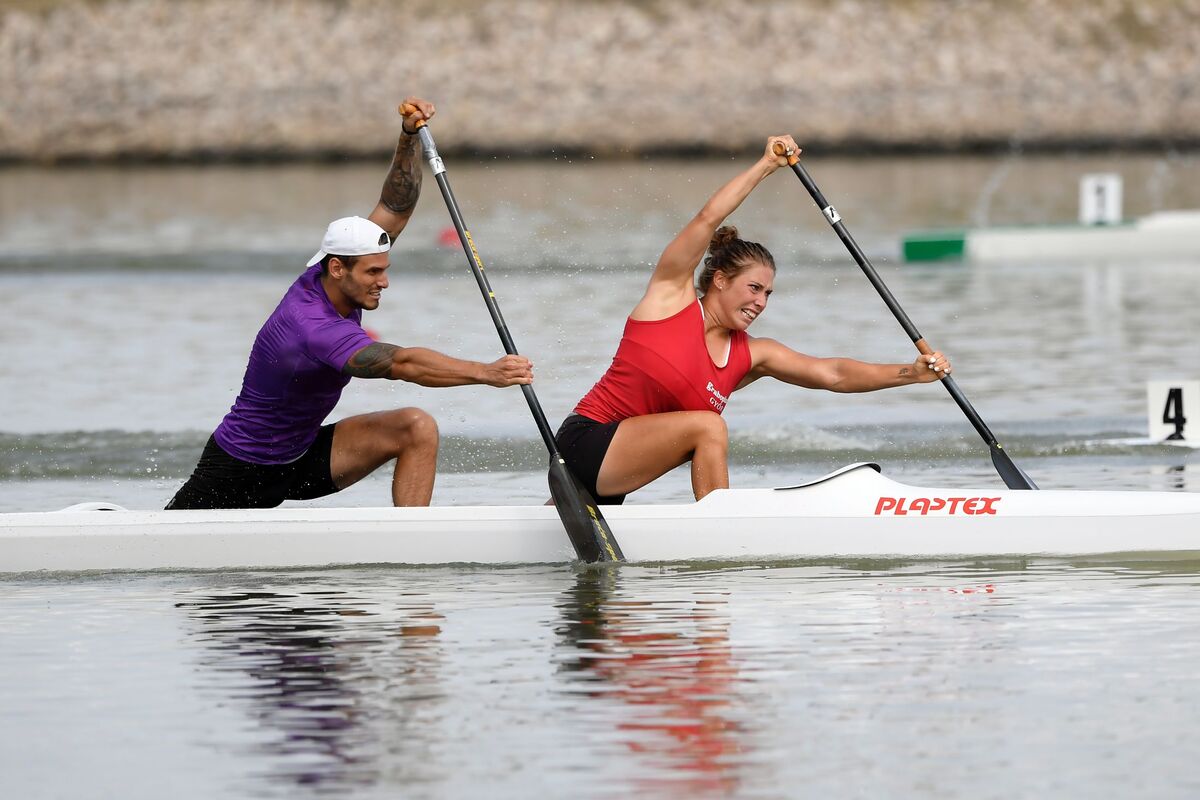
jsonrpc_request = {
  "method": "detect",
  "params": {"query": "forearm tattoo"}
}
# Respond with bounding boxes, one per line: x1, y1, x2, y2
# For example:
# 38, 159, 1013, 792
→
381, 136, 422, 215
343, 343, 399, 379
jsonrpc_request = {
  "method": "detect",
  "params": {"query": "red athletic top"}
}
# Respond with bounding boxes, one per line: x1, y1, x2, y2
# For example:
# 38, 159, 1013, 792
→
574, 300, 752, 423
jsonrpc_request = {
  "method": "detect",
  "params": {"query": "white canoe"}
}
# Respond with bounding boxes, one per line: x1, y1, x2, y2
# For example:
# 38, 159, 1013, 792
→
903, 210, 1200, 262
2, 464, 1199, 573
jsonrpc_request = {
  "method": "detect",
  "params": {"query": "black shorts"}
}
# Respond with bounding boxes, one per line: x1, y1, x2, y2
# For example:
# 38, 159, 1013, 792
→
554, 414, 626, 506
165, 425, 339, 510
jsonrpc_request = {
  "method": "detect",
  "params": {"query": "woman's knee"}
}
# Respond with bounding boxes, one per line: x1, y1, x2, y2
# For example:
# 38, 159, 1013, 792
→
689, 412, 728, 449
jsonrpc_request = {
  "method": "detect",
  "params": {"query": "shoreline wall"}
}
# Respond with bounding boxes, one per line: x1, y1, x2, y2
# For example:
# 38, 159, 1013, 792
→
2, 0, 1198, 163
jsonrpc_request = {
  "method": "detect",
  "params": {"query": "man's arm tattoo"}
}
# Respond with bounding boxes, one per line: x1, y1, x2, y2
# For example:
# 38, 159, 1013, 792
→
381, 136, 422, 215
343, 343, 398, 379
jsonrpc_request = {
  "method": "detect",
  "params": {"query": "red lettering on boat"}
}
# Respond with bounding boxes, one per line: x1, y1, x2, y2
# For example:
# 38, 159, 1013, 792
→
874, 496, 1003, 516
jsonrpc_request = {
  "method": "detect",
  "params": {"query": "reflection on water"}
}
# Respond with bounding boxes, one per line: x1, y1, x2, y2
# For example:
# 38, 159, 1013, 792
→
556, 569, 745, 796
174, 570, 767, 797
177, 585, 446, 793
8, 563, 1200, 798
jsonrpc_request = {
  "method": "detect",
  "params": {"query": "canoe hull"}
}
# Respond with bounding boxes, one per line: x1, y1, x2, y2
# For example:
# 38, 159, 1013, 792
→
3, 465, 1199, 572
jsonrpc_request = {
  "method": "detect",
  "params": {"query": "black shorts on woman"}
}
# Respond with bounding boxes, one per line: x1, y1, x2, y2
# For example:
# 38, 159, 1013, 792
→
554, 414, 627, 506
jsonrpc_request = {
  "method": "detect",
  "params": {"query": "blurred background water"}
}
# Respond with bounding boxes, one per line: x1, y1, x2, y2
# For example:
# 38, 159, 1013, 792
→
1, 151, 1198, 510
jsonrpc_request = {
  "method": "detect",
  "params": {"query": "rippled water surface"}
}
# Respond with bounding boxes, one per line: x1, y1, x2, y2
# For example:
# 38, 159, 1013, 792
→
2, 152, 1200, 797
4, 563, 1200, 799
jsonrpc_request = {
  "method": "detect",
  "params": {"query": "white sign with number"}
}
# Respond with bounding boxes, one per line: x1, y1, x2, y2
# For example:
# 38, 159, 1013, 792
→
1147, 380, 1199, 443
1079, 173, 1123, 225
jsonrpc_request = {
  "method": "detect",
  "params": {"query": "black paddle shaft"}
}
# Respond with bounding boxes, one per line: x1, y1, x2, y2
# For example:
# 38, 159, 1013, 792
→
418, 136, 555, 449
779, 149, 1037, 490
411, 122, 626, 560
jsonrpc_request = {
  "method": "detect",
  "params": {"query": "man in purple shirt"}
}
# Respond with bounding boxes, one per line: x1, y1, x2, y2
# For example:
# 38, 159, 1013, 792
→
167, 97, 532, 510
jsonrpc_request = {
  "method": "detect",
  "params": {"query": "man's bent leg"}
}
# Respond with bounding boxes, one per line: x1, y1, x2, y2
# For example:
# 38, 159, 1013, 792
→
329, 408, 439, 506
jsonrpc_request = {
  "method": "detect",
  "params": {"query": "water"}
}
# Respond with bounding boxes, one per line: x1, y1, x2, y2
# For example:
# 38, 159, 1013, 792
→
2, 153, 1198, 508
5, 563, 1200, 799
2, 152, 1200, 797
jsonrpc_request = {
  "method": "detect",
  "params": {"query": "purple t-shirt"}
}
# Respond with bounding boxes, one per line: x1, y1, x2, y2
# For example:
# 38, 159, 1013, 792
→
214, 265, 375, 464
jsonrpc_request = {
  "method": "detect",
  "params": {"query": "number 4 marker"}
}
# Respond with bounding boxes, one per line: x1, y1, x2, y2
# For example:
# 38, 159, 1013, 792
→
1147, 381, 1199, 444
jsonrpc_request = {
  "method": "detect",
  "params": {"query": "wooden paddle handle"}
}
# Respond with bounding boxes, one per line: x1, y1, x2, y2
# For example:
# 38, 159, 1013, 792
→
914, 338, 933, 356
398, 103, 428, 130
772, 141, 800, 166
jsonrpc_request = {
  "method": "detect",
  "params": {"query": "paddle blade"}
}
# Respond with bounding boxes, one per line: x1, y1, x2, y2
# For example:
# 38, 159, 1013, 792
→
547, 455, 625, 563
990, 444, 1038, 490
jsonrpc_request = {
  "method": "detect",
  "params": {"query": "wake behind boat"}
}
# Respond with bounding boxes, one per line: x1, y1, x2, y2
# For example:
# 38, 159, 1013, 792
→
3, 464, 1199, 574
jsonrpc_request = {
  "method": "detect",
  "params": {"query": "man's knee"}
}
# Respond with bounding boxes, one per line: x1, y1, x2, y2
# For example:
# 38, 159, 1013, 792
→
394, 407, 439, 452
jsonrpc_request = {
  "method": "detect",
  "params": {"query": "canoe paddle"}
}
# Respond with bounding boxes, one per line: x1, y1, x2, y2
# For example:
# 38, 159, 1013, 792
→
401, 105, 625, 561
772, 142, 1038, 490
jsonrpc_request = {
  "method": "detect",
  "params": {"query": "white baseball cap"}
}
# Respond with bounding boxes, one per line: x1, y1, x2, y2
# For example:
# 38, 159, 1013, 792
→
306, 216, 392, 267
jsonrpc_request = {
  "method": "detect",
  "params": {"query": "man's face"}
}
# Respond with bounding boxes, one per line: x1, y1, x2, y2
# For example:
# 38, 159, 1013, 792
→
333, 252, 391, 311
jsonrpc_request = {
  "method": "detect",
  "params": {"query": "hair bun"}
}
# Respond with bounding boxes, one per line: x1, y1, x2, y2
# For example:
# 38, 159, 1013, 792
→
709, 225, 740, 252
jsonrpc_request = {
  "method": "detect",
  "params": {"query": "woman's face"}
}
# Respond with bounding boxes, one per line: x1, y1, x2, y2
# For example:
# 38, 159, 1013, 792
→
711, 263, 775, 330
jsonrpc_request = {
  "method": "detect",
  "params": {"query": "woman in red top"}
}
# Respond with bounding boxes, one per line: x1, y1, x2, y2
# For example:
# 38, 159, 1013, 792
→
555, 135, 951, 505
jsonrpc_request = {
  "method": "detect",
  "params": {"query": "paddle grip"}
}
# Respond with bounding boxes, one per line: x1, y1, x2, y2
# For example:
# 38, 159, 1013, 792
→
771, 141, 800, 166
914, 338, 933, 356
398, 103, 428, 130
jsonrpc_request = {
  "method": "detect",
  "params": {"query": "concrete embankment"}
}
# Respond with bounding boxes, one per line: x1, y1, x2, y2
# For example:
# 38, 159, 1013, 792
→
1, 0, 1198, 162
